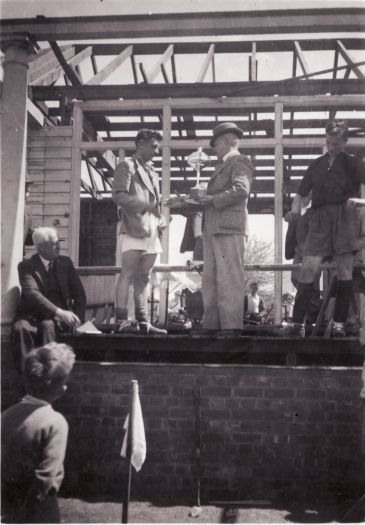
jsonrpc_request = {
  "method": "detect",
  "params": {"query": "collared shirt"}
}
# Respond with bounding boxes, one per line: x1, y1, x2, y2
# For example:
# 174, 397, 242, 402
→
222, 149, 241, 163
21, 394, 50, 407
39, 254, 52, 271
298, 151, 365, 208
247, 293, 262, 314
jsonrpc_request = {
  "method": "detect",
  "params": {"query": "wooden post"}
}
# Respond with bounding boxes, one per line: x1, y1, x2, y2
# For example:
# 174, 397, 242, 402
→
360, 184, 365, 345
1, 36, 36, 323
274, 102, 284, 325
69, 103, 83, 264
159, 103, 172, 326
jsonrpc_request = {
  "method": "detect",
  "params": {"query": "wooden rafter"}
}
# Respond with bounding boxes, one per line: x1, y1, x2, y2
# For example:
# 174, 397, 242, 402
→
336, 40, 365, 79
196, 44, 215, 82
34, 47, 93, 87
87, 45, 133, 85
29, 45, 75, 85
48, 41, 82, 86
143, 45, 174, 84
294, 41, 310, 76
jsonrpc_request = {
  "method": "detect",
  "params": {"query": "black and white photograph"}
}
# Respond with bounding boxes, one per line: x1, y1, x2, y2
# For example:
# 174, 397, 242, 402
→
1, 0, 365, 522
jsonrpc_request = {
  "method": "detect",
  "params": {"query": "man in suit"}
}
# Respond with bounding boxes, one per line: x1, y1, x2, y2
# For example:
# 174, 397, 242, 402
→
112, 129, 167, 334
197, 122, 253, 334
12, 227, 86, 372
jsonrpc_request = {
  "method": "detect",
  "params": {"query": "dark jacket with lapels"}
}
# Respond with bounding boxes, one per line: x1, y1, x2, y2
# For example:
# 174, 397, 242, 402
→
16, 254, 86, 322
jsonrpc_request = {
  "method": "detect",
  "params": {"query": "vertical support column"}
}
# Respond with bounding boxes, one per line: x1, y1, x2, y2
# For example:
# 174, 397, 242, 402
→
1, 35, 36, 324
274, 102, 284, 325
69, 103, 83, 264
115, 149, 125, 267
360, 184, 365, 345
159, 103, 172, 326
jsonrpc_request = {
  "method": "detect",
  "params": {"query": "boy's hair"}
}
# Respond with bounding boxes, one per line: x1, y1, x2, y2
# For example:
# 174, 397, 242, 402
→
23, 343, 75, 396
325, 120, 348, 141
32, 227, 58, 248
135, 128, 162, 146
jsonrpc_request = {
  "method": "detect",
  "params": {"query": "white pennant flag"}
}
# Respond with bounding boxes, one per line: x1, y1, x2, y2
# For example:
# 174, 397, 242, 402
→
121, 382, 146, 472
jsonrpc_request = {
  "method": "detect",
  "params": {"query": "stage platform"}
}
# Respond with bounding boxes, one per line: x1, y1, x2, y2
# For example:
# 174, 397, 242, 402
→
60, 330, 365, 367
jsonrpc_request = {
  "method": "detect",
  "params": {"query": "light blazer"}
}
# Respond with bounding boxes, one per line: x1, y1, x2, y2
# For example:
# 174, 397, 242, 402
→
204, 153, 253, 236
112, 156, 165, 238
16, 254, 86, 322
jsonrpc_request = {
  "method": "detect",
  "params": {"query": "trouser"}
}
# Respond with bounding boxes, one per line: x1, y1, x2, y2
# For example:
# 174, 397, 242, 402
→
2, 482, 60, 524
12, 318, 57, 374
202, 234, 246, 330
116, 250, 157, 322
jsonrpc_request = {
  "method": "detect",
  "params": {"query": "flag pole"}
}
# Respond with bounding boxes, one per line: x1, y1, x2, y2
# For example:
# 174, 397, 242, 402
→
122, 380, 137, 524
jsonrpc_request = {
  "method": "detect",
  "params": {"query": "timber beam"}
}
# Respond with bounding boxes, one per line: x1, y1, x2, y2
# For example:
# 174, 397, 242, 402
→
1, 8, 364, 40
30, 78, 365, 101
72, 38, 365, 56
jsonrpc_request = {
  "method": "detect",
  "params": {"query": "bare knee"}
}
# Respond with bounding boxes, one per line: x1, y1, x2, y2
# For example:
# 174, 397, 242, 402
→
299, 257, 321, 283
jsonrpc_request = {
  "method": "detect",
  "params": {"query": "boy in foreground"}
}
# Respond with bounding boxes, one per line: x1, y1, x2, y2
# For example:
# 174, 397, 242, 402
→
2, 342, 75, 523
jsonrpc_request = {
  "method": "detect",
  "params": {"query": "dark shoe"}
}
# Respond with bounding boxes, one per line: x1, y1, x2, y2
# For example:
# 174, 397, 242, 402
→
139, 322, 167, 335
114, 319, 140, 334
275, 323, 305, 338
331, 322, 346, 337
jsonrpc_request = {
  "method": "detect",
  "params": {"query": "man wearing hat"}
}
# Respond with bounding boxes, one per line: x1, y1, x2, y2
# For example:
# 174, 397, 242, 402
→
278, 120, 365, 338
197, 122, 253, 334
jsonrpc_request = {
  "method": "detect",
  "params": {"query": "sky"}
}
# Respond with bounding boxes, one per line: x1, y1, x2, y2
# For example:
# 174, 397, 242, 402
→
1, 0, 364, 19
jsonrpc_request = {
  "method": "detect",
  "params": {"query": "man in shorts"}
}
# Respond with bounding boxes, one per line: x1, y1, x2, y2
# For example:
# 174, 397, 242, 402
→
278, 120, 365, 337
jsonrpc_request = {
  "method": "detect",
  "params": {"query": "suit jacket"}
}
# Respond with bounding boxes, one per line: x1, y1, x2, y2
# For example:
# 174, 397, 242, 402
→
16, 254, 86, 322
112, 156, 165, 238
204, 153, 253, 236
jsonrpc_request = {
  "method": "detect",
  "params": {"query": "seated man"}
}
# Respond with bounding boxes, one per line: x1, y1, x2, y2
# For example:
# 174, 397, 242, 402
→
244, 282, 266, 324
12, 227, 86, 372
278, 120, 365, 338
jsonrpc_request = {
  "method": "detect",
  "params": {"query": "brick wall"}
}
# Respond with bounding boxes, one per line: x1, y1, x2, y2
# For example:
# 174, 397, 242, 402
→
2, 337, 364, 503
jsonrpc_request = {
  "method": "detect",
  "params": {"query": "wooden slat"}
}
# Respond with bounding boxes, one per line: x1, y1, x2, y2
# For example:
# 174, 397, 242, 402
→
69, 104, 83, 263
44, 193, 70, 204
86, 45, 133, 85
44, 149, 72, 159
48, 41, 82, 86
294, 41, 310, 76
337, 40, 365, 79
28, 45, 75, 84
44, 159, 72, 170
144, 44, 174, 83
196, 44, 215, 82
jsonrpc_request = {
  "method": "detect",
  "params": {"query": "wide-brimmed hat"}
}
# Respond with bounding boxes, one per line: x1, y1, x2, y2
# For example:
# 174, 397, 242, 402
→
210, 122, 244, 147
